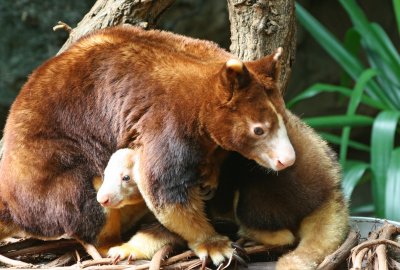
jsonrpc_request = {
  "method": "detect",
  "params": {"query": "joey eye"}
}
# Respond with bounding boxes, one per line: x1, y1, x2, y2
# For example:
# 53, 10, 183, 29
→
253, 127, 265, 136
122, 175, 130, 182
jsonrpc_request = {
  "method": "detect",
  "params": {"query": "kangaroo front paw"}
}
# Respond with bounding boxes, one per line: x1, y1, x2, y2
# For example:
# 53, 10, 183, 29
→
107, 243, 147, 261
189, 235, 235, 266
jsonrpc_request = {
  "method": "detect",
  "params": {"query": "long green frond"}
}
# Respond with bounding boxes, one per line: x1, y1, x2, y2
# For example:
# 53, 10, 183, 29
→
371, 111, 400, 217
342, 161, 370, 200
305, 115, 374, 129
385, 148, 400, 221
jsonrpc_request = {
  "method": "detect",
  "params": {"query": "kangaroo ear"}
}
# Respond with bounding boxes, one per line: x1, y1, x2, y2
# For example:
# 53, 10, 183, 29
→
220, 59, 251, 93
248, 47, 282, 81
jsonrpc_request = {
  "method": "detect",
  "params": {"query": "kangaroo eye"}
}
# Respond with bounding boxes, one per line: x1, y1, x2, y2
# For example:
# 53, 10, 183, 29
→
122, 175, 130, 182
253, 127, 265, 136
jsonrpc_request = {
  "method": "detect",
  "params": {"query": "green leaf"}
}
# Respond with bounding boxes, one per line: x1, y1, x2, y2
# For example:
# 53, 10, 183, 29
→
319, 132, 370, 152
371, 111, 400, 217
385, 147, 400, 221
348, 69, 377, 115
305, 115, 374, 129
339, 0, 400, 108
339, 127, 351, 167
343, 28, 361, 59
351, 203, 374, 215
394, 0, 400, 35
341, 28, 361, 88
340, 0, 400, 73
295, 3, 363, 81
340, 69, 377, 165
370, 23, 400, 70
367, 24, 400, 107
296, 2, 394, 107
342, 161, 370, 200
367, 51, 400, 107
286, 83, 386, 110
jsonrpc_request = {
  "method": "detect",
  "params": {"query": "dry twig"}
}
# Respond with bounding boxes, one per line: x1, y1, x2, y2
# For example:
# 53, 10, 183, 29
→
4, 239, 79, 258
76, 239, 102, 260
0, 253, 32, 267
389, 258, 400, 269
53, 21, 73, 33
352, 239, 400, 254
352, 248, 368, 270
149, 244, 174, 270
45, 252, 76, 267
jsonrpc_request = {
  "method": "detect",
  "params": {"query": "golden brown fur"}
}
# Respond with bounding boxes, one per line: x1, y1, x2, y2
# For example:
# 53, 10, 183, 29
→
0, 25, 296, 264
0, 26, 235, 244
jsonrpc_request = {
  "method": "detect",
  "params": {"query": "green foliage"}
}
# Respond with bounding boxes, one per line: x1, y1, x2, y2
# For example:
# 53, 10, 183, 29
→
386, 148, 400, 220
293, 0, 400, 220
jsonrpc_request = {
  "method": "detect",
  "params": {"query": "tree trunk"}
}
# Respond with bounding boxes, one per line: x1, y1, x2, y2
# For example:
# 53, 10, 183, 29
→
58, 0, 176, 53
227, 0, 296, 92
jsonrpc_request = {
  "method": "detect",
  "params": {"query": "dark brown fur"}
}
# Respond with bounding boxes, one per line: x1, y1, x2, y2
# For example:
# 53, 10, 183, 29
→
0, 26, 228, 242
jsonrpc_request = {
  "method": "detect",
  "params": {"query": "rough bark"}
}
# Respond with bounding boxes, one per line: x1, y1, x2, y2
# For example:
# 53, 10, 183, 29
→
227, 0, 296, 92
58, 0, 175, 53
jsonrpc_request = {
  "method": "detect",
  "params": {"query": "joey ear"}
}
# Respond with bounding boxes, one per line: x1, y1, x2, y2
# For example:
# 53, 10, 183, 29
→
127, 148, 139, 166
220, 59, 251, 92
248, 47, 282, 81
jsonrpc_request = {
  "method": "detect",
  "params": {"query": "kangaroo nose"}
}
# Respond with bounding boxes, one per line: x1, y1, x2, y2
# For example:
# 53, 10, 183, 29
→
275, 159, 291, 171
275, 152, 296, 171
97, 193, 110, 206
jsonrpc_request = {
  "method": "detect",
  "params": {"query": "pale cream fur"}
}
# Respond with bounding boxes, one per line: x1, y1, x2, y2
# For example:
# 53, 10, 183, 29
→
239, 226, 296, 247
93, 175, 149, 256
226, 59, 243, 73
107, 227, 181, 260
95, 150, 182, 260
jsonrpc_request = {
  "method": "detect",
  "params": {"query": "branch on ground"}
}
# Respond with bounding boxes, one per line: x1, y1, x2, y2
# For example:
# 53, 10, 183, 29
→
350, 222, 400, 270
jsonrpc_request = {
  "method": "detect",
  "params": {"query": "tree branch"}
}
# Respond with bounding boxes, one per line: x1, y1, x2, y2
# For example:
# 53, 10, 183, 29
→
58, 0, 176, 53
350, 222, 400, 270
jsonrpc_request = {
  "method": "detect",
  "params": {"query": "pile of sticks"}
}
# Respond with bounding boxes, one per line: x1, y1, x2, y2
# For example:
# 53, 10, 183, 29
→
0, 222, 399, 270
0, 238, 279, 270
349, 222, 400, 270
